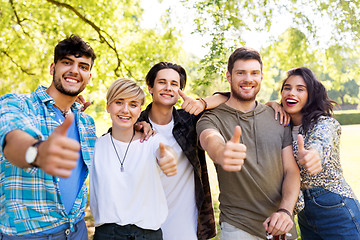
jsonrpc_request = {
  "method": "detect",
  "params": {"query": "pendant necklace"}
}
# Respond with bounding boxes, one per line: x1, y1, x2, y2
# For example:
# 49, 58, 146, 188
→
110, 129, 135, 172
53, 103, 70, 117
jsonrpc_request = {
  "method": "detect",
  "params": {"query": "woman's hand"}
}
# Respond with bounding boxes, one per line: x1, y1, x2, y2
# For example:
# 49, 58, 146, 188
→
265, 101, 291, 126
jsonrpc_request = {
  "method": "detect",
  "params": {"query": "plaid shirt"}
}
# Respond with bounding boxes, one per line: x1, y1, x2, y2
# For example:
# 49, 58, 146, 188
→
138, 103, 216, 240
0, 86, 96, 236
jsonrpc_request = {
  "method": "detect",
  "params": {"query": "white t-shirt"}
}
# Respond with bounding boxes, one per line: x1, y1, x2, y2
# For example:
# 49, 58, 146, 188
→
89, 133, 168, 230
150, 118, 198, 240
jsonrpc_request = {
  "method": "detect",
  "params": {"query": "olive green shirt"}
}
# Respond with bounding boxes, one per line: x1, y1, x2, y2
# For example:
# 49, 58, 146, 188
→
197, 102, 297, 239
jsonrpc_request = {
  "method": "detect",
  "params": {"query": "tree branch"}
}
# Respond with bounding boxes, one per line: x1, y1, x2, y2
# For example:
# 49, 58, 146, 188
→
9, 0, 31, 37
46, 0, 133, 77
1, 50, 35, 75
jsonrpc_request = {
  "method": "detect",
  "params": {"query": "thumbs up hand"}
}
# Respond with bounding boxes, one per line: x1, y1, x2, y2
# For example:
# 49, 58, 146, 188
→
36, 113, 81, 178
297, 134, 322, 175
219, 126, 247, 172
157, 142, 178, 177
179, 89, 206, 116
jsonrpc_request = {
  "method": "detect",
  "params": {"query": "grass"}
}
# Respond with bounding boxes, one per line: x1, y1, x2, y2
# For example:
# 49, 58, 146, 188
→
85, 124, 360, 239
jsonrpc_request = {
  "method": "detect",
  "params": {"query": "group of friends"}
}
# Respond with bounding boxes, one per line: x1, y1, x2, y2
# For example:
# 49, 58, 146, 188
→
0, 35, 359, 240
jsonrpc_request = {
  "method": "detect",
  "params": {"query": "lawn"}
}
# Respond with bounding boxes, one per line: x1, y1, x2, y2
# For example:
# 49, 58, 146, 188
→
86, 124, 360, 239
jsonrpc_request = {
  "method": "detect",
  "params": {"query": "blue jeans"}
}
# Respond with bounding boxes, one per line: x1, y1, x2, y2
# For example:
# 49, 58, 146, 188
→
298, 187, 360, 240
93, 223, 163, 240
0, 219, 88, 240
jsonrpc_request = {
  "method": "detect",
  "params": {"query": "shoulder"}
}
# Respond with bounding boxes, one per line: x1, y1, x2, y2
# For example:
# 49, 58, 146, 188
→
95, 133, 110, 146
312, 116, 340, 133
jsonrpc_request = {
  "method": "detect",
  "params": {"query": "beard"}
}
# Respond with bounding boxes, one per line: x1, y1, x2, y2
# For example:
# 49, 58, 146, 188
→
53, 70, 86, 96
230, 83, 259, 102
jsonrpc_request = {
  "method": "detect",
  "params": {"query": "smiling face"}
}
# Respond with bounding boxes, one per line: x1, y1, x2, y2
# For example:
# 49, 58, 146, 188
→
227, 59, 263, 102
148, 68, 181, 107
107, 97, 142, 130
50, 55, 92, 96
281, 75, 308, 125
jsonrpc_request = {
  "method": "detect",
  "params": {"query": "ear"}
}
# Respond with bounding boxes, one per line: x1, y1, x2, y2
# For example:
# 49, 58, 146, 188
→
86, 73, 92, 84
106, 102, 110, 113
50, 63, 55, 75
226, 71, 232, 84
148, 85, 153, 95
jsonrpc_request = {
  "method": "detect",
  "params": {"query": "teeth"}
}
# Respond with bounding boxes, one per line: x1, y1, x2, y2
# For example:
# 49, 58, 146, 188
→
242, 86, 252, 90
119, 116, 130, 120
287, 99, 298, 104
65, 78, 78, 83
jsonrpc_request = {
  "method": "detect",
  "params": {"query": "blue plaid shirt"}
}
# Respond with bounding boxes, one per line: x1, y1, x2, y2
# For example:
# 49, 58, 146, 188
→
0, 86, 96, 236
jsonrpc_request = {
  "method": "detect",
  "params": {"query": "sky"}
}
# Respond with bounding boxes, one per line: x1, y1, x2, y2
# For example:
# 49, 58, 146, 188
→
140, 0, 334, 57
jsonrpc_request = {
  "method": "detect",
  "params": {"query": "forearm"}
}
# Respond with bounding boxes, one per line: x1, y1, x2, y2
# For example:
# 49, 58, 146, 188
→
279, 168, 300, 213
3, 130, 38, 168
203, 94, 228, 110
279, 146, 300, 212
199, 129, 225, 164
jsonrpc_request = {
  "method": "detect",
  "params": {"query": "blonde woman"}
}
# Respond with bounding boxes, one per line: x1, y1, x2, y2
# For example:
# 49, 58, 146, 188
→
90, 78, 177, 240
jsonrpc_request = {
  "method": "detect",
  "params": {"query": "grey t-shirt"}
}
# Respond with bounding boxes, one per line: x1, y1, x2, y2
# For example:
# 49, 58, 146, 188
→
197, 102, 297, 239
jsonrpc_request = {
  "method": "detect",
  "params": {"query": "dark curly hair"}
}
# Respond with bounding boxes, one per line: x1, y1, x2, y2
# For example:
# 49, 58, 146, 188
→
281, 67, 337, 133
54, 35, 96, 68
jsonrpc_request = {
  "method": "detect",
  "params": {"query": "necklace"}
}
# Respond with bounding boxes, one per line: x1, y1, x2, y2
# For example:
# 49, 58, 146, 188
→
53, 103, 70, 116
110, 129, 135, 172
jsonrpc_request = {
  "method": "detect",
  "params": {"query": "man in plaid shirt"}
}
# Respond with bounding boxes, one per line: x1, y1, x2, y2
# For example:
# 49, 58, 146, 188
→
0, 35, 96, 239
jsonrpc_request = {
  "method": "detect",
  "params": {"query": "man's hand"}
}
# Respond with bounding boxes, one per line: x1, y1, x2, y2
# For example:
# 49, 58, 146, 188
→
297, 134, 322, 175
76, 95, 91, 112
36, 113, 81, 178
134, 121, 156, 142
263, 210, 293, 237
179, 89, 205, 115
219, 126, 246, 171
157, 142, 177, 177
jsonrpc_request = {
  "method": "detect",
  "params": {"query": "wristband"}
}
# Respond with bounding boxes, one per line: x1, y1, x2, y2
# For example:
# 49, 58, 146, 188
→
196, 98, 207, 110
276, 208, 292, 218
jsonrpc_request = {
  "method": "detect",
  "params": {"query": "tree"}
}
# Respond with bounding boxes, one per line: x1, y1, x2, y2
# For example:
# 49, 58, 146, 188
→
0, 0, 185, 118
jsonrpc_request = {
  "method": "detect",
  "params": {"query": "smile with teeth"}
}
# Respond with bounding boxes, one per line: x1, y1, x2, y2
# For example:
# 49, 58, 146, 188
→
241, 86, 253, 90
64, 77, 79, 83
160, 93, 173, 98
286, 98, 298, 105
118, 116, 131, 120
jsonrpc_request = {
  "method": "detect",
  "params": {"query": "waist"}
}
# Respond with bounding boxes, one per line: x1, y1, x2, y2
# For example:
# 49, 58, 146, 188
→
0, 219, 84, 239
302, 187, 329, 199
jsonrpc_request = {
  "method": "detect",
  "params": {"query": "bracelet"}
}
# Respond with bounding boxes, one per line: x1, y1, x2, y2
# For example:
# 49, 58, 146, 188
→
196, 98, 207, 110
276, 208, 292, 218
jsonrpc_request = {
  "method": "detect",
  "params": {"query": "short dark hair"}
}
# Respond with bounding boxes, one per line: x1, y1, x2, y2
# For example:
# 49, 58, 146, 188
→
227, 47, 263, 74
145, 62, 187, 90
280, 67, 337, 133
54, 35, 96, 68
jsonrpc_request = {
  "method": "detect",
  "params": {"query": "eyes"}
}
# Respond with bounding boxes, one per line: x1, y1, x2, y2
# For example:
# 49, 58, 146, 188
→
283, 86, 306, 92
114, 100, 140, 108
235, 71, 261, 76
157, 80, 180, 87
60, 60, 90, 72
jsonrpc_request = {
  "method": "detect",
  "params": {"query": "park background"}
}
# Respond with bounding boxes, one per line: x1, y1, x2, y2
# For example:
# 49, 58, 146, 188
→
1, 0, 360, 239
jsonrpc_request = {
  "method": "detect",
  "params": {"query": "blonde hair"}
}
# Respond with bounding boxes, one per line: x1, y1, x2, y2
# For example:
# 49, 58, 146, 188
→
106, 78, 145, 105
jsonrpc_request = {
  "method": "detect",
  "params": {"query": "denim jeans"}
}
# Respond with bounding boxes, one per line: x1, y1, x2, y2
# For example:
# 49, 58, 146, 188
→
0, 219, 88, 240
298, 187, 360, 240
93, 223, 163, 240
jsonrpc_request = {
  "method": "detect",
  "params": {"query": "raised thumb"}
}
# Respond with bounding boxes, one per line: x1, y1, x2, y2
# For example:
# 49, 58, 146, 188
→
54, 112, 74, 136
159, 142, 166, 158
297, 134, 305, 152
178, 89, 188, 101
230, 126, 242, 143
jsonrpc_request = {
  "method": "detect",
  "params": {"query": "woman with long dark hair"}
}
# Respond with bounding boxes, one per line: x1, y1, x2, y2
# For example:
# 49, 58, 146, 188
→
272, 67, 360, 239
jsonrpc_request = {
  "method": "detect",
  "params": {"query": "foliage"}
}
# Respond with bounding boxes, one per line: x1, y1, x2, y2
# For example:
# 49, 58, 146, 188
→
182, 0, 360, 104
0, 0, 184, 118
